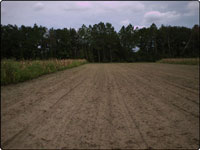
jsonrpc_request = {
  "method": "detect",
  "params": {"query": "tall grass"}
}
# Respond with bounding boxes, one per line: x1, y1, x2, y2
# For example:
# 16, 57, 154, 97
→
1, 59, 87, 85
157, 58, 199, 65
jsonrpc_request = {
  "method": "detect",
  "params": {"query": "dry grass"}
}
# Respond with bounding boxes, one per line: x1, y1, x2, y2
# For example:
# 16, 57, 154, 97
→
1, 59, 87, 85
157, 58, 199, 65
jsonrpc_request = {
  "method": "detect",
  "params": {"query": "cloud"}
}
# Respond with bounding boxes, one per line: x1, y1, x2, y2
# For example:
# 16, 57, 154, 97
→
33, 2, 44, 11
62, 1, 144, 16
76, 2, 92, 8
1, 7, 6, 15
63, 2, 92, 12
1, 1, 198, 31
62, 1, 145, 14
144, 11, 180, 24
129, 2, 145, 12
187, 1, 199, 11
120, 19, 130, 26
100, 2, 145, 13
183, 2, 199, 16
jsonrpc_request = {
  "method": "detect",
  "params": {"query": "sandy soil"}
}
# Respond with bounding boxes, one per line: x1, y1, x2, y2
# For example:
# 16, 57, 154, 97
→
1, 63, 199, 149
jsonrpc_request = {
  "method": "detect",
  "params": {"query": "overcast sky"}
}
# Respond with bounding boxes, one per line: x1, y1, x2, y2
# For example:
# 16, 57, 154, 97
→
1, 1, 199, 31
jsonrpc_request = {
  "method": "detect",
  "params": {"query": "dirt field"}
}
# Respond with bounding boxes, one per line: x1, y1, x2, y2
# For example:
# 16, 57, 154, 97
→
1, 63, 199, 149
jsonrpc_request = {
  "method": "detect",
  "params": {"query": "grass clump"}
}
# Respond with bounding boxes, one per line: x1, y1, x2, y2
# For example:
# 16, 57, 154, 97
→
1, 59, 87, 85
157, 58, 199, 65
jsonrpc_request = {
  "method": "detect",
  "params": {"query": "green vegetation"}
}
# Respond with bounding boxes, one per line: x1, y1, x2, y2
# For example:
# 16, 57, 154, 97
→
1, 59, 87, 85
1, 23, 199, 85
157, 58, 199, 65
1, 23, 199, 62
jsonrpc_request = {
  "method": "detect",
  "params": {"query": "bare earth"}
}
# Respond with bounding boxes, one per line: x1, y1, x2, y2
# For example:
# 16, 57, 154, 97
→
1, 63, 199, 149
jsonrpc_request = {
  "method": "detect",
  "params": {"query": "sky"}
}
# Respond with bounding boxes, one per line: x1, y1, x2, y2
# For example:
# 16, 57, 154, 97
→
1, 1, 199, 31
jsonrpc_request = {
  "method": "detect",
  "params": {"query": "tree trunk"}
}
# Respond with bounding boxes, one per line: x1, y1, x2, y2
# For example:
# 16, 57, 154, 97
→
183, 32, 192, 55
98, 49, 100, 63
146, 46, 148, 54
75, 48, 77, 59
93, 48, 95, 62
109, 49, 112, 62
103, 46, 105, 62
155, 39, 157, 57
85, 45, 88, 60
83, 45, 86, 59
168, 36, 171, 57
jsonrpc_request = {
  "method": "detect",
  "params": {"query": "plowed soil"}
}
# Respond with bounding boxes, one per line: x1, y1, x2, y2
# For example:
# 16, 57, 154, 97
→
1, 63, 199, 149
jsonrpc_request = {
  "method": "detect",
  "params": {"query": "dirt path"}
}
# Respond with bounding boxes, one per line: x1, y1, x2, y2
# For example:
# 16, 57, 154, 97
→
1, 63, 199, 149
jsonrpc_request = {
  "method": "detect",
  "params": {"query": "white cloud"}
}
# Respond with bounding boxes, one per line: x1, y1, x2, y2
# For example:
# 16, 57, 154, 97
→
187, 1, 199, 10
130, 2, 145, 12
183, 2, 199, 16
33, 2, 44, 11
1, 1, 198, 30
144, 11, 180, 24
120, 19, 130, 26
100, 1, 145, 13
63, 1, 145, 14
63, 2, 92, 12
1, 7, 6, 15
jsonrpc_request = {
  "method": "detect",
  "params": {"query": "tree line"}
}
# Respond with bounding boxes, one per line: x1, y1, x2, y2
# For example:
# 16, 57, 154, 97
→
1, 23, 199, 62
